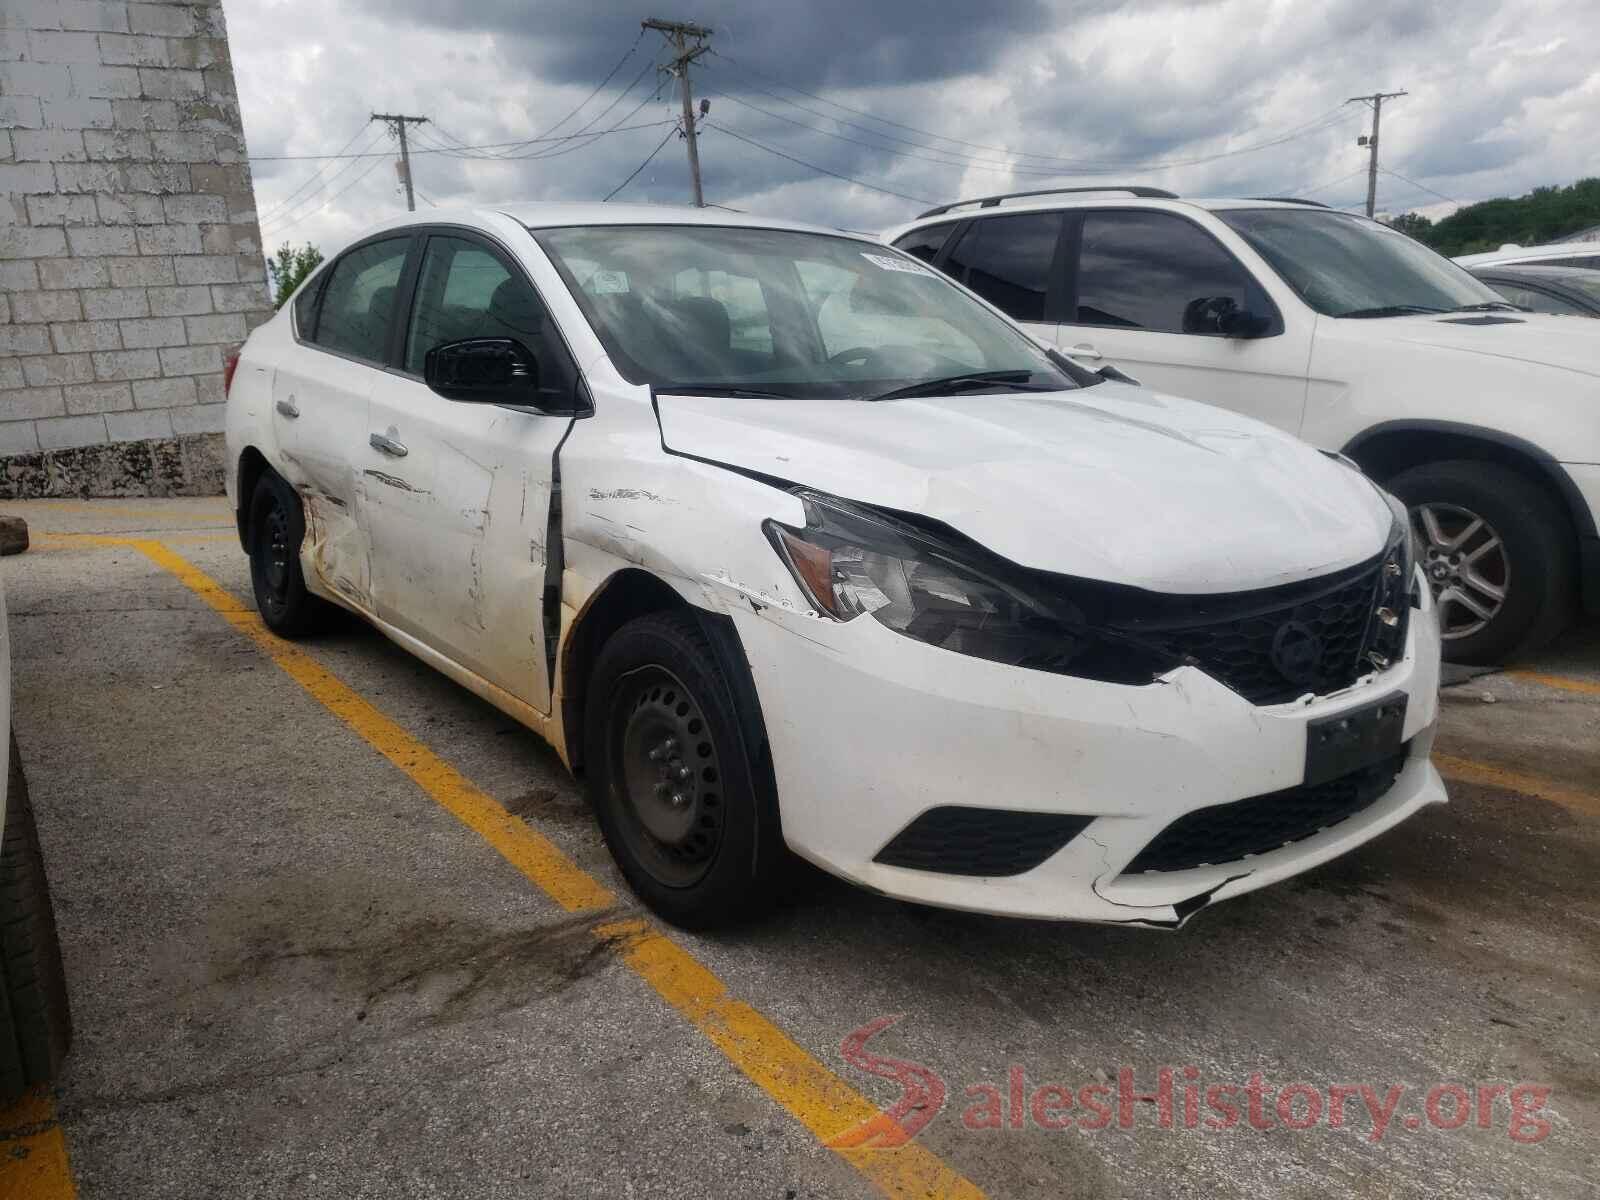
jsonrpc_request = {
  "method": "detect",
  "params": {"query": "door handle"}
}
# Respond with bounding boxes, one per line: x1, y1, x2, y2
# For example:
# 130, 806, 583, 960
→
1065, 343, 1103, 360
275, 397, 299, 419
369, 431, 408, 458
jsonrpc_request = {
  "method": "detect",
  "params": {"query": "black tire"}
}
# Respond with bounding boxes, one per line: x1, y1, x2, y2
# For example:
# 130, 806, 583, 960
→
583, 611, 785, 929
0, 733, 71, 1105
1387, 460, 1574, 665
248, 470, 331, 638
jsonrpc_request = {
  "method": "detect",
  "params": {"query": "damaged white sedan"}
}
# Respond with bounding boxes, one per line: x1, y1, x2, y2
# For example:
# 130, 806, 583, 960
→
224, 204, 1446, 929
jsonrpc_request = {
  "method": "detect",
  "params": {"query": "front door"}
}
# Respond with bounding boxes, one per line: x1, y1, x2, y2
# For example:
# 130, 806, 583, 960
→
1056, 209, 1312, 434
363, 231, 579, 711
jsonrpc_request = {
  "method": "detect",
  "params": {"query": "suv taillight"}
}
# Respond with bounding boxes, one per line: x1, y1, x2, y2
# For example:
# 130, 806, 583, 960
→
223, 351, 239, 397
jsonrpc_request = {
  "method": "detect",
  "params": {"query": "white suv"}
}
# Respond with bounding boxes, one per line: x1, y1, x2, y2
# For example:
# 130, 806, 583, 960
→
226, 204, 1444, 929
886, 189, 1600, 663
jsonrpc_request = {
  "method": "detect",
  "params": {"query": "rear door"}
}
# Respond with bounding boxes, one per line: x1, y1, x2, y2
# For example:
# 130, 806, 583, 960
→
934, 211, 1066, 349
271, 233, 414, 610
1056, 209, 1312, 433
363, 229, 580, 711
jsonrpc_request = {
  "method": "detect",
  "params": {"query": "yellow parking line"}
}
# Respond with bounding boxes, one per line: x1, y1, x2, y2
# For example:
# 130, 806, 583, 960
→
131, 539, 985, 1200
1435, 754, 1600, 819
1504, 669, 1600, 698
0, 1088, 77, 1200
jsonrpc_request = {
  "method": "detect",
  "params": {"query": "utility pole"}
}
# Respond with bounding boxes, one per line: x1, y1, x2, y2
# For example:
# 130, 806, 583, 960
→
642, 17, 712, 207
1348, 91, 1406, 218
372, 112, 429, 211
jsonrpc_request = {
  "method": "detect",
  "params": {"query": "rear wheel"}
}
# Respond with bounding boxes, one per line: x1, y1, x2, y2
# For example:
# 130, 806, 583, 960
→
1387, 460, 1573, 664
0, 733, 71, 1105
583, 612, 784, 929
248, 471, 331, 638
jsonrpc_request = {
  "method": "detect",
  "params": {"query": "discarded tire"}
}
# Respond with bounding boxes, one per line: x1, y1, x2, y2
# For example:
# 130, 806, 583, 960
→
0, 517, 27, 558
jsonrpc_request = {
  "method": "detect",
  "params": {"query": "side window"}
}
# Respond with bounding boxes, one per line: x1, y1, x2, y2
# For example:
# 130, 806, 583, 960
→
941, 213, 1061, 323
405, 235, 577, 405
1490, 283, 1585, 316
892, 222, 958, 265
292, 268, 324, 338
311, 237, 410, 362
1075, 211, 1258, 334
1542, 255, 1600, 270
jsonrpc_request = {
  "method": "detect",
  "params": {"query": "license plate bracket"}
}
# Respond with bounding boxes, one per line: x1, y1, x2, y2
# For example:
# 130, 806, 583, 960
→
1304, 692, 1408, 787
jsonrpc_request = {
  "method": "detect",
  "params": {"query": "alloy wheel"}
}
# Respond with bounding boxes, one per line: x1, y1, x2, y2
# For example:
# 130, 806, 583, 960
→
1412, 502, 1509, 640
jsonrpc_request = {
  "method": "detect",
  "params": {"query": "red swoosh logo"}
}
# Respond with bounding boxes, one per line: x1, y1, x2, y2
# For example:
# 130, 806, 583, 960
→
827, 1015, 946, 1148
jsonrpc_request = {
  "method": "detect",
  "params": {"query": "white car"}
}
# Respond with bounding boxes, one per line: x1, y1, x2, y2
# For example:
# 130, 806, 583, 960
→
1454, 241, 1600, 271
225, 204, 1444, 928
886, 190, 1600, 664
0, 571, 73, 1103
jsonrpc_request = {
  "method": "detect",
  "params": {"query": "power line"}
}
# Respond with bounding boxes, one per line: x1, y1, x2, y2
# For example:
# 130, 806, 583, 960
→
491, 27, 647, 158
255, 123, 380, 223
248, 117, 671, 161
604, 123, 681, 201
261, 152, 389, 237
712, 52, 1358, 172
513, 58, 660, 161
1379, 167, 1457, 207
703, 119, 934, 205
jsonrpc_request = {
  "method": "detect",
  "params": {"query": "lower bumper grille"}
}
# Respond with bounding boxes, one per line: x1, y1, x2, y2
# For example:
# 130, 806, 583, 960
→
874, 806, 1093, 877
1124, 748, 1409, 874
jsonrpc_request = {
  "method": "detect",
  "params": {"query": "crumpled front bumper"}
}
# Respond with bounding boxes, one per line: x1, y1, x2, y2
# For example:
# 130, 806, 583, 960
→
730, 573, 1445, 925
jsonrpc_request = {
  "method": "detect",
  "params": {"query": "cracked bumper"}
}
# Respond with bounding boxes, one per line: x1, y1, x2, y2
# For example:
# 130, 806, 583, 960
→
730, 577, 1445, 925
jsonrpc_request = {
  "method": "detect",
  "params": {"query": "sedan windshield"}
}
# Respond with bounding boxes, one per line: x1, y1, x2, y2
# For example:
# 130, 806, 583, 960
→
533, 224, 1076, 399
1217, 208, 1506, 318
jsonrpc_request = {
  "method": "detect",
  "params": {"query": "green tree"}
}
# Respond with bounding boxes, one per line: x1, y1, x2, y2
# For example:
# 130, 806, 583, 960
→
1412, 178, 1600, 256
267, 241, 324, 309
1388, 212, 1434, 241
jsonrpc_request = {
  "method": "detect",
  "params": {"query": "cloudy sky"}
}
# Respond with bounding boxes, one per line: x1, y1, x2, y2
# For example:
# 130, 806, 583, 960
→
226, 0, 1600, 257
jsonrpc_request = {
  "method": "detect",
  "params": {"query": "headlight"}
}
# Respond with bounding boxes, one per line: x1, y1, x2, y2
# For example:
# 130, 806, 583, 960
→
764, 492, 1179, 684
1376, 485, 1420, 588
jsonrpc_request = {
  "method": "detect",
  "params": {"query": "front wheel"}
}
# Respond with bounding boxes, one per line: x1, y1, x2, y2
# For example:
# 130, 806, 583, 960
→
1387, 460, 1574, 664
0, 733, 72, 1105
583, 612, 784, 929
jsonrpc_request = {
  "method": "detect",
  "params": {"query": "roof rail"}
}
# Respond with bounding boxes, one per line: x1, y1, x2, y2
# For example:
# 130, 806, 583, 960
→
915, 186, 1179, 220
1248, 196, 1329, 207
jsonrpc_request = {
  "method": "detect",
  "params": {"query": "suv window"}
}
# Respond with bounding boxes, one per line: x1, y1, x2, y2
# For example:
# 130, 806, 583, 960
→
312, 237, 410, 362
405, 234, 577, 405
892, 222, 959, 265
1075, 211, 1255, 333
942, 213, 1062, 323
1541, 254, 1600, 270
1490, 283, 1585, 316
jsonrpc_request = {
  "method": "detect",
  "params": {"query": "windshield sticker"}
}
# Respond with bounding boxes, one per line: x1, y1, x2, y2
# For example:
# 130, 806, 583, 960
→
590, 269, 630, 294
861, 252, 934, 276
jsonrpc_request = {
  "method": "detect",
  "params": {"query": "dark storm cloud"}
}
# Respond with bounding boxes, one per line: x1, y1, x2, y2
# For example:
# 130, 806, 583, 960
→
363, 0, 1066, 88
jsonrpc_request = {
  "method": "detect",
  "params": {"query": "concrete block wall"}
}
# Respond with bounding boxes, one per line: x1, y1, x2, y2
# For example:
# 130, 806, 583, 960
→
0, 0, 271, 479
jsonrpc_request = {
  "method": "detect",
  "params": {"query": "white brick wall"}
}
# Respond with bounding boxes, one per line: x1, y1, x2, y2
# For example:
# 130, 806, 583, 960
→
0, 0, 270, 454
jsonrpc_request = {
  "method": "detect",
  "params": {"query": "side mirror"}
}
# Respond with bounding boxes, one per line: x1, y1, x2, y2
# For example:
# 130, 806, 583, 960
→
1182, 296, 1272, 338
423, 337, 539, 404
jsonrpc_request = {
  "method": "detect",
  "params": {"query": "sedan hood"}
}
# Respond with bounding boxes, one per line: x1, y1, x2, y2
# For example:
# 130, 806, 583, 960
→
656, 382, 1392, 594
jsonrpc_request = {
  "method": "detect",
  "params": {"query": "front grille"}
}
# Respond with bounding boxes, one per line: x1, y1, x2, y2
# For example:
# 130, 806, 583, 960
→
874, 806, 1093, 877
1109, 550, 1410, 707
1123, 749, 1408, 874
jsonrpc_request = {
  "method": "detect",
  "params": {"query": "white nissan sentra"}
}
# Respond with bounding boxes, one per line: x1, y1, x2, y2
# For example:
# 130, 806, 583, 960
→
224, 204, 1445, 929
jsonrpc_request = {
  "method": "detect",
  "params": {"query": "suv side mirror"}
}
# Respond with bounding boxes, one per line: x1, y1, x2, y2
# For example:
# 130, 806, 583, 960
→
424, 337, 540, 404
1182, 296, 1272, 338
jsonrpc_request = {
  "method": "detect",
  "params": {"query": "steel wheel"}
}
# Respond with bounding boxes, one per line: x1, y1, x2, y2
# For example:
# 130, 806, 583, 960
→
1413, 501, 1508, 641
260, 492, 293, 611
609, 665, 724, 889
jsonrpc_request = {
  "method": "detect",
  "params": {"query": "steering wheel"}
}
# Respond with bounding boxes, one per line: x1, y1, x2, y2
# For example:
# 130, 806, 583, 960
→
827, 345, 895, 372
